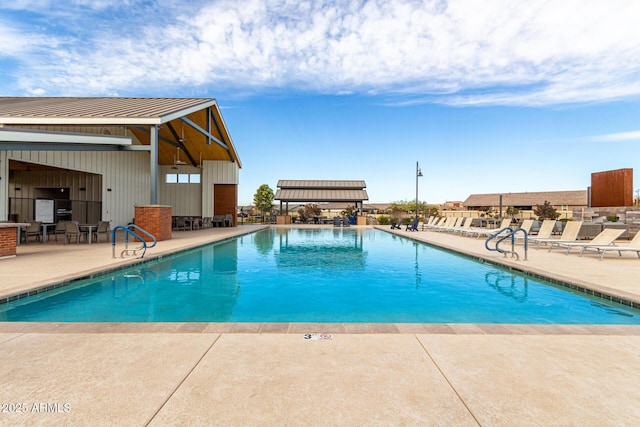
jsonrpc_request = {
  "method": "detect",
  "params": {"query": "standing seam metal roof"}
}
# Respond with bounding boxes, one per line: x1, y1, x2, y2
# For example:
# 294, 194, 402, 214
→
275, 189, 369, 202
277, 180, 366, 189
0, 97, 215, 122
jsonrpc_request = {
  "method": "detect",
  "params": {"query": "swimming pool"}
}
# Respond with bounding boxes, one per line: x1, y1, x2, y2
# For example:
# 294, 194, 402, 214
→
2, 228, 639, 323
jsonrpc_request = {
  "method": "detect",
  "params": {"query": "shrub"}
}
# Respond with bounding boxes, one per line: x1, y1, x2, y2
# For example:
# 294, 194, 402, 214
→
377, 216, 391, 225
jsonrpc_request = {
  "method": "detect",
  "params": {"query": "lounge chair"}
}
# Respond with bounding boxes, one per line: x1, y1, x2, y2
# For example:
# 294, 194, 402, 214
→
23, 221, 42, 243
435, 217, 459, 232
430, 217, 452, 232
548, 228, 625, 255
451, 217, 473, 234
420, 216, 437, 230
390, 219, 402, 229
405, 218, 419, 231
533, 221, 583, 249
463, 218, 512, 238
423, 217, 444, 231
579, 231, 640, 261
64, 221, 88, 244
513, 219, 534, 243
527, 220, 556, 242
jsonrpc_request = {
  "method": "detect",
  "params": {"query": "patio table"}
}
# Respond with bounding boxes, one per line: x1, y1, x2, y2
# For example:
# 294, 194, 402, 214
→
79, 224, 97, 244
40, 223, 57, 243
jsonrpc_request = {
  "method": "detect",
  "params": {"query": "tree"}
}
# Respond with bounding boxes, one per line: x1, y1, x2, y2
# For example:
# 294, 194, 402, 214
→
533, 200, 560, 220
506, 206, 520, 218
253, 184, 274, 223
340, 205, 355, 218
298, 203, 321, 222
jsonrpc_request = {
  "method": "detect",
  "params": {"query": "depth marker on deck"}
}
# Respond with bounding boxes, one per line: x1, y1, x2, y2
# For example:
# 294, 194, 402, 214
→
303, 333, 333, 340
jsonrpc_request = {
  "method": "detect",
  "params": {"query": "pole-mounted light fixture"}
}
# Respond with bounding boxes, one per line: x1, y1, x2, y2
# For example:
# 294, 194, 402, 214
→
415, 161, 423, 220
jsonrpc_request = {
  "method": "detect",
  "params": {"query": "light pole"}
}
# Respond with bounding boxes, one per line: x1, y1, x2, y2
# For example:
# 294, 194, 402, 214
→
415, 161, 423, 220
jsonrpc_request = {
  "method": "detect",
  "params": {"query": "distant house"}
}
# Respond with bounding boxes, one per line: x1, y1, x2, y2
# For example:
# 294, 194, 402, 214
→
463, 190, 588, 212
443, 201, 464, 210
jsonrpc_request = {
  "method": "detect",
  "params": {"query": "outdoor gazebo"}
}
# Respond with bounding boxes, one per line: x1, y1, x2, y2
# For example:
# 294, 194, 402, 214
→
274, 180, 368, 224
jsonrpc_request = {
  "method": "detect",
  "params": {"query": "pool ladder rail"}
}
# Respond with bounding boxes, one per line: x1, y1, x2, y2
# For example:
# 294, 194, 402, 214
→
485, 226, 529, 261
111, 225, 157, 259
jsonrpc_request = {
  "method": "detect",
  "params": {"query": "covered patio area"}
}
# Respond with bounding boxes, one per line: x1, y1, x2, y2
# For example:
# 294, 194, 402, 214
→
274, 180, 368, 224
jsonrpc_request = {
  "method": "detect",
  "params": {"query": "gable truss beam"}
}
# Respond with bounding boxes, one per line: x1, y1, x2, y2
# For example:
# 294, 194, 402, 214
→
181, 111, 234, 162
208, 107, 234, 162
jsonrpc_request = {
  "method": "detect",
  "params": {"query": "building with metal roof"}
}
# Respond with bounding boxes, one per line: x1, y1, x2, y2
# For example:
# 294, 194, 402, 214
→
274, 180, 368, 214
463, 190, 588, 211
0, 97, 241, 229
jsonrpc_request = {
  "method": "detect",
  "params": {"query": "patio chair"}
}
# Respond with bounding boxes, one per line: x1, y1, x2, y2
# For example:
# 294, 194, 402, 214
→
533, 221, 583, 249
390, 219, 402, 229
342, 216, 350, 227
64, 221, 88, 244
224, 214, 233, 227
548, 228, 625, 255
53, 221, 68, 241
23, 221, 42, 244
333, 216, 341, 227
93, 221, 111, 243
579, 231, 640, 261
405, 218, 419, 231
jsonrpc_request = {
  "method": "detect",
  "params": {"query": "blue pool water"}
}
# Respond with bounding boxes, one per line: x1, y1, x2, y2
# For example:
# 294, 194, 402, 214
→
2, 228, 639, 323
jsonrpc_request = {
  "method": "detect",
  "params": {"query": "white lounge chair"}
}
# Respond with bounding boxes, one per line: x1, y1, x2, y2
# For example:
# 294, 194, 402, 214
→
513, 219, 534, 244
532, 221, 582, 249
436, 217, 460, 232
548, 228, 625, 255
428, 217, 452, 231
463, 218, 512, 238
452, 217, 474, 234
579, 231, 640, 261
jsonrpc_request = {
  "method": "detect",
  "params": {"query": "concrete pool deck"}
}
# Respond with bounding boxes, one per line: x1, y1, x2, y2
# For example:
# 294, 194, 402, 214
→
1, 224, 640, 426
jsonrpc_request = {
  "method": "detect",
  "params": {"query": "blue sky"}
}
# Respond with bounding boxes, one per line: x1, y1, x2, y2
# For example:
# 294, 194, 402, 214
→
1, 0, 639, 205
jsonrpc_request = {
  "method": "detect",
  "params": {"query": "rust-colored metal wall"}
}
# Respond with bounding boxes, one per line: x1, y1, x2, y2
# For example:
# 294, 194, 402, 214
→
590, 168, 633, 207
214, 184, 238, 227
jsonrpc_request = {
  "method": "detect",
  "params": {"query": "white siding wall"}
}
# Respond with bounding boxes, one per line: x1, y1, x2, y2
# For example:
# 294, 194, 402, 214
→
159, 165, 202, 216
6, 150, 149, 226
3, 152, 238, 224
202, 160, 239, 217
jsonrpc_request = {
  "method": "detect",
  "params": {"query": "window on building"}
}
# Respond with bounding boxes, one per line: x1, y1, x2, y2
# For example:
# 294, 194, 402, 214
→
165, 173, 201, 184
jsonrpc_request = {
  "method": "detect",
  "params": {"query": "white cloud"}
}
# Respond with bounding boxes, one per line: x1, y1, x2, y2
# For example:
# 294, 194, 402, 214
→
2, 0, 640, 105
589, 130, 640, 142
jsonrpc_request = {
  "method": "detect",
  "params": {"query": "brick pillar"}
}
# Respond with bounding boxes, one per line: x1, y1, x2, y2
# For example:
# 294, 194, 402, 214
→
0, 227, 18, 258
134, 205, 172, 241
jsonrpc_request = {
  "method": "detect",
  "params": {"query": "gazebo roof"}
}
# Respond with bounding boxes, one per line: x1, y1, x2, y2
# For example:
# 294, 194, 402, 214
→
275, 180, 368, 203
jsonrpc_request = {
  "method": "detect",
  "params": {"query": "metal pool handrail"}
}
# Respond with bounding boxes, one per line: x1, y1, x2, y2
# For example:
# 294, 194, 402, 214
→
485, 227, 529, 261
111, 225, 157, 259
